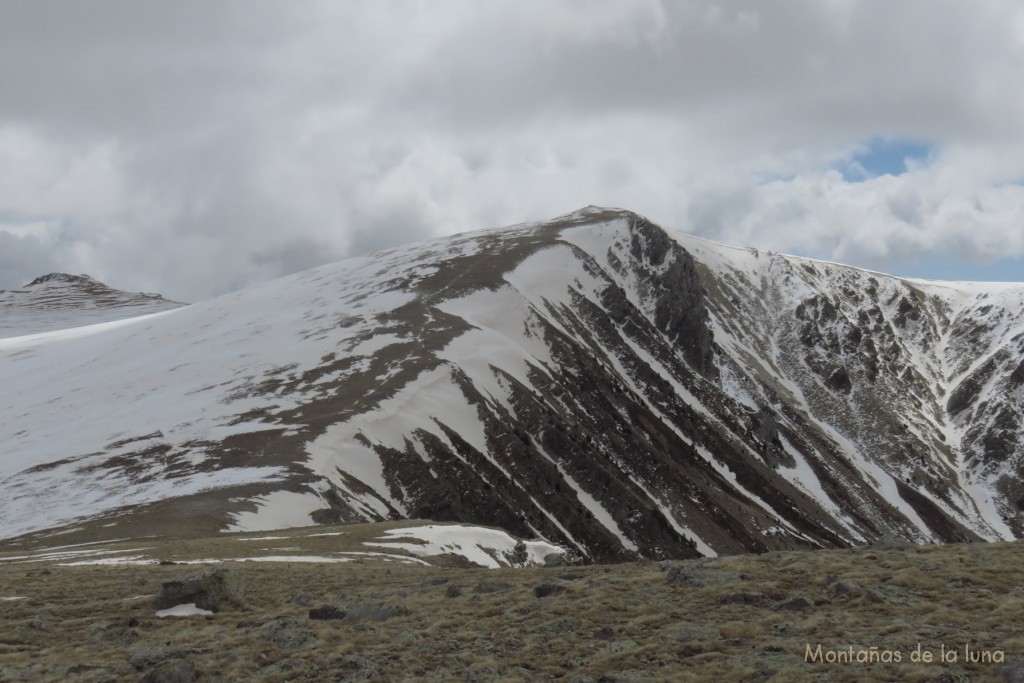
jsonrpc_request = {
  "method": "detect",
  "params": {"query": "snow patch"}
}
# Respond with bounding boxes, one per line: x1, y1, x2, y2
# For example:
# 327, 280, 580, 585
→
224, 490, 326, 533
364, 524, 564, 568
156, 603, 214, 618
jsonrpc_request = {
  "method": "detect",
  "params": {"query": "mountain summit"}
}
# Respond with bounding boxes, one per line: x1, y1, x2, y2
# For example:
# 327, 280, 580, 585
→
1, 272, 184, 337
2, 208, 1022, 561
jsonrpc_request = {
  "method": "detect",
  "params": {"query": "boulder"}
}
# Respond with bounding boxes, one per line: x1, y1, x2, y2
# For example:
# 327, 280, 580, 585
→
257, 617, 314, 650
308, 605, 346, 621
534, 581, 571, 598
152, 567, 244, 613
129, 646, 191, 672
138, 658, 196, 683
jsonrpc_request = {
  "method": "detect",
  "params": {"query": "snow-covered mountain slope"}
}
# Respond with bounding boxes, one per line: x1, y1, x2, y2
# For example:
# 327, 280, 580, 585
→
0, 273, 185, 337
2, 208, 1022, 562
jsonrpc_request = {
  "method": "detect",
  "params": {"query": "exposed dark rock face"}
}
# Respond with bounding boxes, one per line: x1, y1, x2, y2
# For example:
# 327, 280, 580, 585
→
1010, 359, 1024, 387
628, 217, 717, 379
825, 367, 852, 393
26, 273, 101, 287
948, 357, 999, 415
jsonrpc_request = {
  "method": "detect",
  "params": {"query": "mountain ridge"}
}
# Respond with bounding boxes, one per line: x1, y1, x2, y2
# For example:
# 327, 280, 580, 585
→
2, 207, 1022, 562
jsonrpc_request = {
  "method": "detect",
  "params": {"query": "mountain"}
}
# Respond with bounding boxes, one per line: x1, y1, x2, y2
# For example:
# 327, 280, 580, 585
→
0, 272, 185, 337
2, 207, 1022, 562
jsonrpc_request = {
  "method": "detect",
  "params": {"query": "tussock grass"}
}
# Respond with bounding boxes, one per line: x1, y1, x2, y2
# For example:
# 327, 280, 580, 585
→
2, 525, 1023, 681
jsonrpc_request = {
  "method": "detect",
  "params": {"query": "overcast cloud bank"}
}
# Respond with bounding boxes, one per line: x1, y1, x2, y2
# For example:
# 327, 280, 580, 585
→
1, 1, 1022, 300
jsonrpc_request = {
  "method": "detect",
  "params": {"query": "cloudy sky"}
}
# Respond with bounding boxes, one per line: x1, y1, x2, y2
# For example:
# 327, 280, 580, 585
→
1, 0, 1023, 301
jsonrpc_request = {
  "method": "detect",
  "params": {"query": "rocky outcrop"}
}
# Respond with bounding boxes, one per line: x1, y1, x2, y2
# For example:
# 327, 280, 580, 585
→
628, 217, 717, 379
152, 567, 245, 613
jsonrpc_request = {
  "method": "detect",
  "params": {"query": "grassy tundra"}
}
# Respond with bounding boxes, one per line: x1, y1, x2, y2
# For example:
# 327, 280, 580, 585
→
2, 521, 1023, 682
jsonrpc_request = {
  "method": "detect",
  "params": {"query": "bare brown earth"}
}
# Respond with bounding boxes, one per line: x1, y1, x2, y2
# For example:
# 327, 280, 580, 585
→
2, 521, 1023, 682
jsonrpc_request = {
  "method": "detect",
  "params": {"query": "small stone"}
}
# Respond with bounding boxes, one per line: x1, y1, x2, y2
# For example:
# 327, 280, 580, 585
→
308, 605, 346, 621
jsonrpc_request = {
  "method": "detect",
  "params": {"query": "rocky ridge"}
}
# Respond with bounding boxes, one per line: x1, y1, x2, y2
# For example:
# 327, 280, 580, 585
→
1, 207, 1022, 563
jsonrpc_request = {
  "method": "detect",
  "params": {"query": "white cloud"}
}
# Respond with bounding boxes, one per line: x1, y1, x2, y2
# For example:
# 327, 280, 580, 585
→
1, 0, 1023, 298
0, 129, 124, 219
711, 150, 1024, 271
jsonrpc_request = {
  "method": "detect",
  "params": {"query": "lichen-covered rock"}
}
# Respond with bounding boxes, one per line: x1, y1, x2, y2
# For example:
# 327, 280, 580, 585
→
257, 617, 314, 650
152, 567, 244, 613
139, 658, 197, 683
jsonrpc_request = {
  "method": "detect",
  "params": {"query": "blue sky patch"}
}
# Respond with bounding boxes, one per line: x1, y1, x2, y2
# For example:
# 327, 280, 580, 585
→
840, 137, 933, 181
891, 255, 1023, 283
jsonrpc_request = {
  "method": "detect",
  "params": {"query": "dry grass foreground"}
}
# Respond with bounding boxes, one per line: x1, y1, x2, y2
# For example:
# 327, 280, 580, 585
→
2, 521, 1024, 682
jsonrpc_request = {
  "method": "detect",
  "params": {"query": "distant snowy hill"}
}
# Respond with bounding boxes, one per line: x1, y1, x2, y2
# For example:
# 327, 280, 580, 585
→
2, 207, 1022, 562
0, 273, 185, 337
